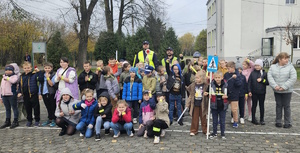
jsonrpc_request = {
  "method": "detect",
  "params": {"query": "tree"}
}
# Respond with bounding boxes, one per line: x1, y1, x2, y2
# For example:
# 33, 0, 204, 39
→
178, 33, 195, 56
94, 31, 119, 64
47, 31, 69, 70
283, 21, 300, 63
194, 29, 207, 57
159, 27, 180, 61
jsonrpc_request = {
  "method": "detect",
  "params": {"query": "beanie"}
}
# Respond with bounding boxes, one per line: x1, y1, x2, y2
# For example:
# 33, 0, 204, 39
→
254, 59, 263, 67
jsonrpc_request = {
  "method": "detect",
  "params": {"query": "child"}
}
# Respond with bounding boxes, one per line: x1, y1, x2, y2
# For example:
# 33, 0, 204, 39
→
73, 89, 98, 138
94, 92, 112, 141
0, 65, 19, 129
218, 59, 228, 76
146, 92, 170, 143
55, 88, 81, 136
119, 63, 131, 98
186, 71, 208, 135
137, 90, 156, 137
95, 60, 108, 98
248, 59, 269, 125
122, 67, 143, 124
110, 100, 133, 137
208, 71, 229, 139
242, 58, 254, 121
108, 57, 122, 81
39, 62, 57, 127
104, 66, 120, 112
78, 61, 98, 92
157, 66, 168, 102
18, 62, 43, 127
166, 63, 185, 126
235, 63, 247, 124
224, 61, 242, 128
142, 65, 156, 99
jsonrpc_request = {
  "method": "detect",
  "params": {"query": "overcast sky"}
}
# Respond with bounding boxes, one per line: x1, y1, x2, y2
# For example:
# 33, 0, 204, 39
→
13, 0, 207, 37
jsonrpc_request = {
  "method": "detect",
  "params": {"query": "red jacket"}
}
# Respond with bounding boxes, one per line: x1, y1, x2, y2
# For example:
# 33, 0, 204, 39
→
111, 107, 132, 124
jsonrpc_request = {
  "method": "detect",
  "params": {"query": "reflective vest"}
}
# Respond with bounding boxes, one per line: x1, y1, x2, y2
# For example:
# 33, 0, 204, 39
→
138, 50, 155, 68
161, 57, 178, 67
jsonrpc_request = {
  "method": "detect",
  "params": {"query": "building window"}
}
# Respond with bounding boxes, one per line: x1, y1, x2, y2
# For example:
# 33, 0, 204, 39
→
286, 0, 295, 4
293, 35, 300, 49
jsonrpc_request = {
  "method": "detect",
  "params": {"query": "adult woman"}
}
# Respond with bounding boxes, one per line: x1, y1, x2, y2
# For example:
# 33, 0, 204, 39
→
268, 52, 297, 128
54, 57, 79, 102
55, 88, 80, 136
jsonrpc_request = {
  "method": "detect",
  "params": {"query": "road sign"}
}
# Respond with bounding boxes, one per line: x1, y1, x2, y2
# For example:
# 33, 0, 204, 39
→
207, 55, 218, 72
32, 42, 46, 53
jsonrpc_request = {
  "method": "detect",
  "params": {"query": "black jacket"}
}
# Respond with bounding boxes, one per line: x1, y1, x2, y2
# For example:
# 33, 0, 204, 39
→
223, 69, 242, 101
93, 92, 112, 122
78, 70, 98, 91
166, 63, 185, 98
239, 73, 248, 97
248, 69, 269, 94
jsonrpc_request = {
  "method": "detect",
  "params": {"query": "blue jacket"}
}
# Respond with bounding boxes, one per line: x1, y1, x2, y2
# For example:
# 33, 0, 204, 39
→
224, 69, 242, 101
18, 71, 43, 96
122, 76, 143, 101
73, 99, 98, 125
139, 98, 156, 124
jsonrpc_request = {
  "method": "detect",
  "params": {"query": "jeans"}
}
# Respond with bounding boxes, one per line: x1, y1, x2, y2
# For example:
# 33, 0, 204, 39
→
23, 94, 40, 122
2, 95, 19, 120
238, 96, 245, 118
110, 122, 133, 136
251, 93, 265, 121
169, 94, 182, 121
127, 100, 139, 118
76, 122, 93, 138
212, 109, 226, 136
274, 93, 292, 125
95, 116, 110, 135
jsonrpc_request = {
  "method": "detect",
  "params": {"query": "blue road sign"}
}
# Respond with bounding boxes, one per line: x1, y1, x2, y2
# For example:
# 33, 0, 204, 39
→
207, 55, 218, 72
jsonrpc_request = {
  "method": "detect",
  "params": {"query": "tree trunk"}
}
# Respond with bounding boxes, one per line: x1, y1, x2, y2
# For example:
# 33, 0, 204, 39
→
117, 0, 125, 35
104, 0, 113, 33
291, 44, 294, 63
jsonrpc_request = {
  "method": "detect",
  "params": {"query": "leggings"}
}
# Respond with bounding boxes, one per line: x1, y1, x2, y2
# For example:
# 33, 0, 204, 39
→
56, 117, 76, 135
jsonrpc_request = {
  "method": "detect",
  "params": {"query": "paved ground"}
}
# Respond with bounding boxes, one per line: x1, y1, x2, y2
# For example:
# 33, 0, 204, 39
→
0, 82, 300, 153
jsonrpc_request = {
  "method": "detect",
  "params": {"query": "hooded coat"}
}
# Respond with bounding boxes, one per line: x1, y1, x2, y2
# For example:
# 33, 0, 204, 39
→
166, 63, 185, 97
94, 92, 112, 122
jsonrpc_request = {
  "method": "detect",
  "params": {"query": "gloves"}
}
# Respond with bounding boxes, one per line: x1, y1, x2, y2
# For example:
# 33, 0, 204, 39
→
81, 103, 87, 109
88, 124, 93, 129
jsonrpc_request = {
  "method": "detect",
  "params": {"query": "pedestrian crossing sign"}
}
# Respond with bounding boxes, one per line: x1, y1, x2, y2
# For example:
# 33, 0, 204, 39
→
207, 55, 218, 72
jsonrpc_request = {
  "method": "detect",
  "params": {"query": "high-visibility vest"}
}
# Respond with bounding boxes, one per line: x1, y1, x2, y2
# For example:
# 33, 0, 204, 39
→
161, 57, 178, 67
138, 50, 155, 68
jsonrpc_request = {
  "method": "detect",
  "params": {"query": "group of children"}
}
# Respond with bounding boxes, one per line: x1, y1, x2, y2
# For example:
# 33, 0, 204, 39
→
0, 54, 271, 142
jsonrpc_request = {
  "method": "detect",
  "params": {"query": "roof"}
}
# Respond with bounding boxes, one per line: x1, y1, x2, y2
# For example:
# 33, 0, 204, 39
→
266, 26, 300, 33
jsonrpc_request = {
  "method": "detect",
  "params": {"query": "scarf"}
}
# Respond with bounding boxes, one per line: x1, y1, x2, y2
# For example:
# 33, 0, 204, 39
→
85, 99, 95, 107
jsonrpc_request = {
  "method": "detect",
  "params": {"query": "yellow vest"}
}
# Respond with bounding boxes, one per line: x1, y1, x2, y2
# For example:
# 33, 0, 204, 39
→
161, 57, 178, 67
138, 50, 155, 68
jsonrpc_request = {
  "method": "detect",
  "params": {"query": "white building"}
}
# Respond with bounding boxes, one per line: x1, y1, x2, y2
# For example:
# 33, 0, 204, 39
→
207, 0, 300, 63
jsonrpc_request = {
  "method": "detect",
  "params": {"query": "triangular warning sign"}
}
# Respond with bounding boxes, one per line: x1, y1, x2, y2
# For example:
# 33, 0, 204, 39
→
208, 57, 216, 69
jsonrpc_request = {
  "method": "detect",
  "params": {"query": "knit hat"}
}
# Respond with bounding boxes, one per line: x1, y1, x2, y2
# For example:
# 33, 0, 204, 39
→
156, 91, 164, 97
129, 67, 136, 73
5, 65, 14, 71
254, 59, 263, 67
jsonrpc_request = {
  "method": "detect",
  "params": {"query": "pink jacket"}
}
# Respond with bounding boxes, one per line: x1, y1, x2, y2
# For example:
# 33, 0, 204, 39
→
242, 60, 254, 82
0, 75, 18, 99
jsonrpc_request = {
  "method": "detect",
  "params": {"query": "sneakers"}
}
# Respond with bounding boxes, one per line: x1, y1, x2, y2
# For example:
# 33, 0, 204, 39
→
129, 132, 134, 137
275, 123, 282, 128
283, 124, 292, 128
113, 132, 120, 138
49, 120, 56, 127
95, 134, 101, 141
59, 129, 66, 136
34, 122, 40, 127
79, 133, 84, 137
231, 118, 234, 124
0, 120, 11, 129
221, 136, 226, 140
190, 133, 195, 136
42, 120, 50, 126
233, 122, 238, 128
133, 118, 137, 124
160, 130, 165, 137
248, 116, 252, 122
153, 136, 160, 144
105, 129, 110, 135
10, 121, 19, 129
209, 133, 217, 139
240, 118, 245, 124
144, 130, 148, 138
260, 121, 265, 125
26, 121, 32, 127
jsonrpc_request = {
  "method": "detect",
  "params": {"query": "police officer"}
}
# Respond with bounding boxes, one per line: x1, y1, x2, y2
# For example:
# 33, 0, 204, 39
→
133, 41, 159, 71
161, 47, 185, 71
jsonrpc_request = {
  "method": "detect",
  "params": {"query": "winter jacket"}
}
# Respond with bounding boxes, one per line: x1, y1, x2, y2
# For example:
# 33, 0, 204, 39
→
73, 98, 98, 125
166, 63, 185, 97
142, 75, 156, 94
248, 69, 269, 95
242, 60, 254, 82
239, 73, 248, 97
0, 74, 18, 99
55, 88, 81, 124
267, 63, 297, 93
111, 107, 132, 124
122, 76, 143, 101
94, 92, 112, 122
155, 100, 170, 127
104, 75, 120, 99
186, 82, 208, 116
78, 70, 98, 91
39, 71, 56, 95
139, 98, 156, 124
19, 71, 43, 96
223, 69, 242, 101
119, 71, 130, 89
210, 80, 229, 110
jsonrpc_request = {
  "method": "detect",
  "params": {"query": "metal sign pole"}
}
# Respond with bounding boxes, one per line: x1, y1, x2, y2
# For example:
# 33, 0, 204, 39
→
206, 71, 212, 139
